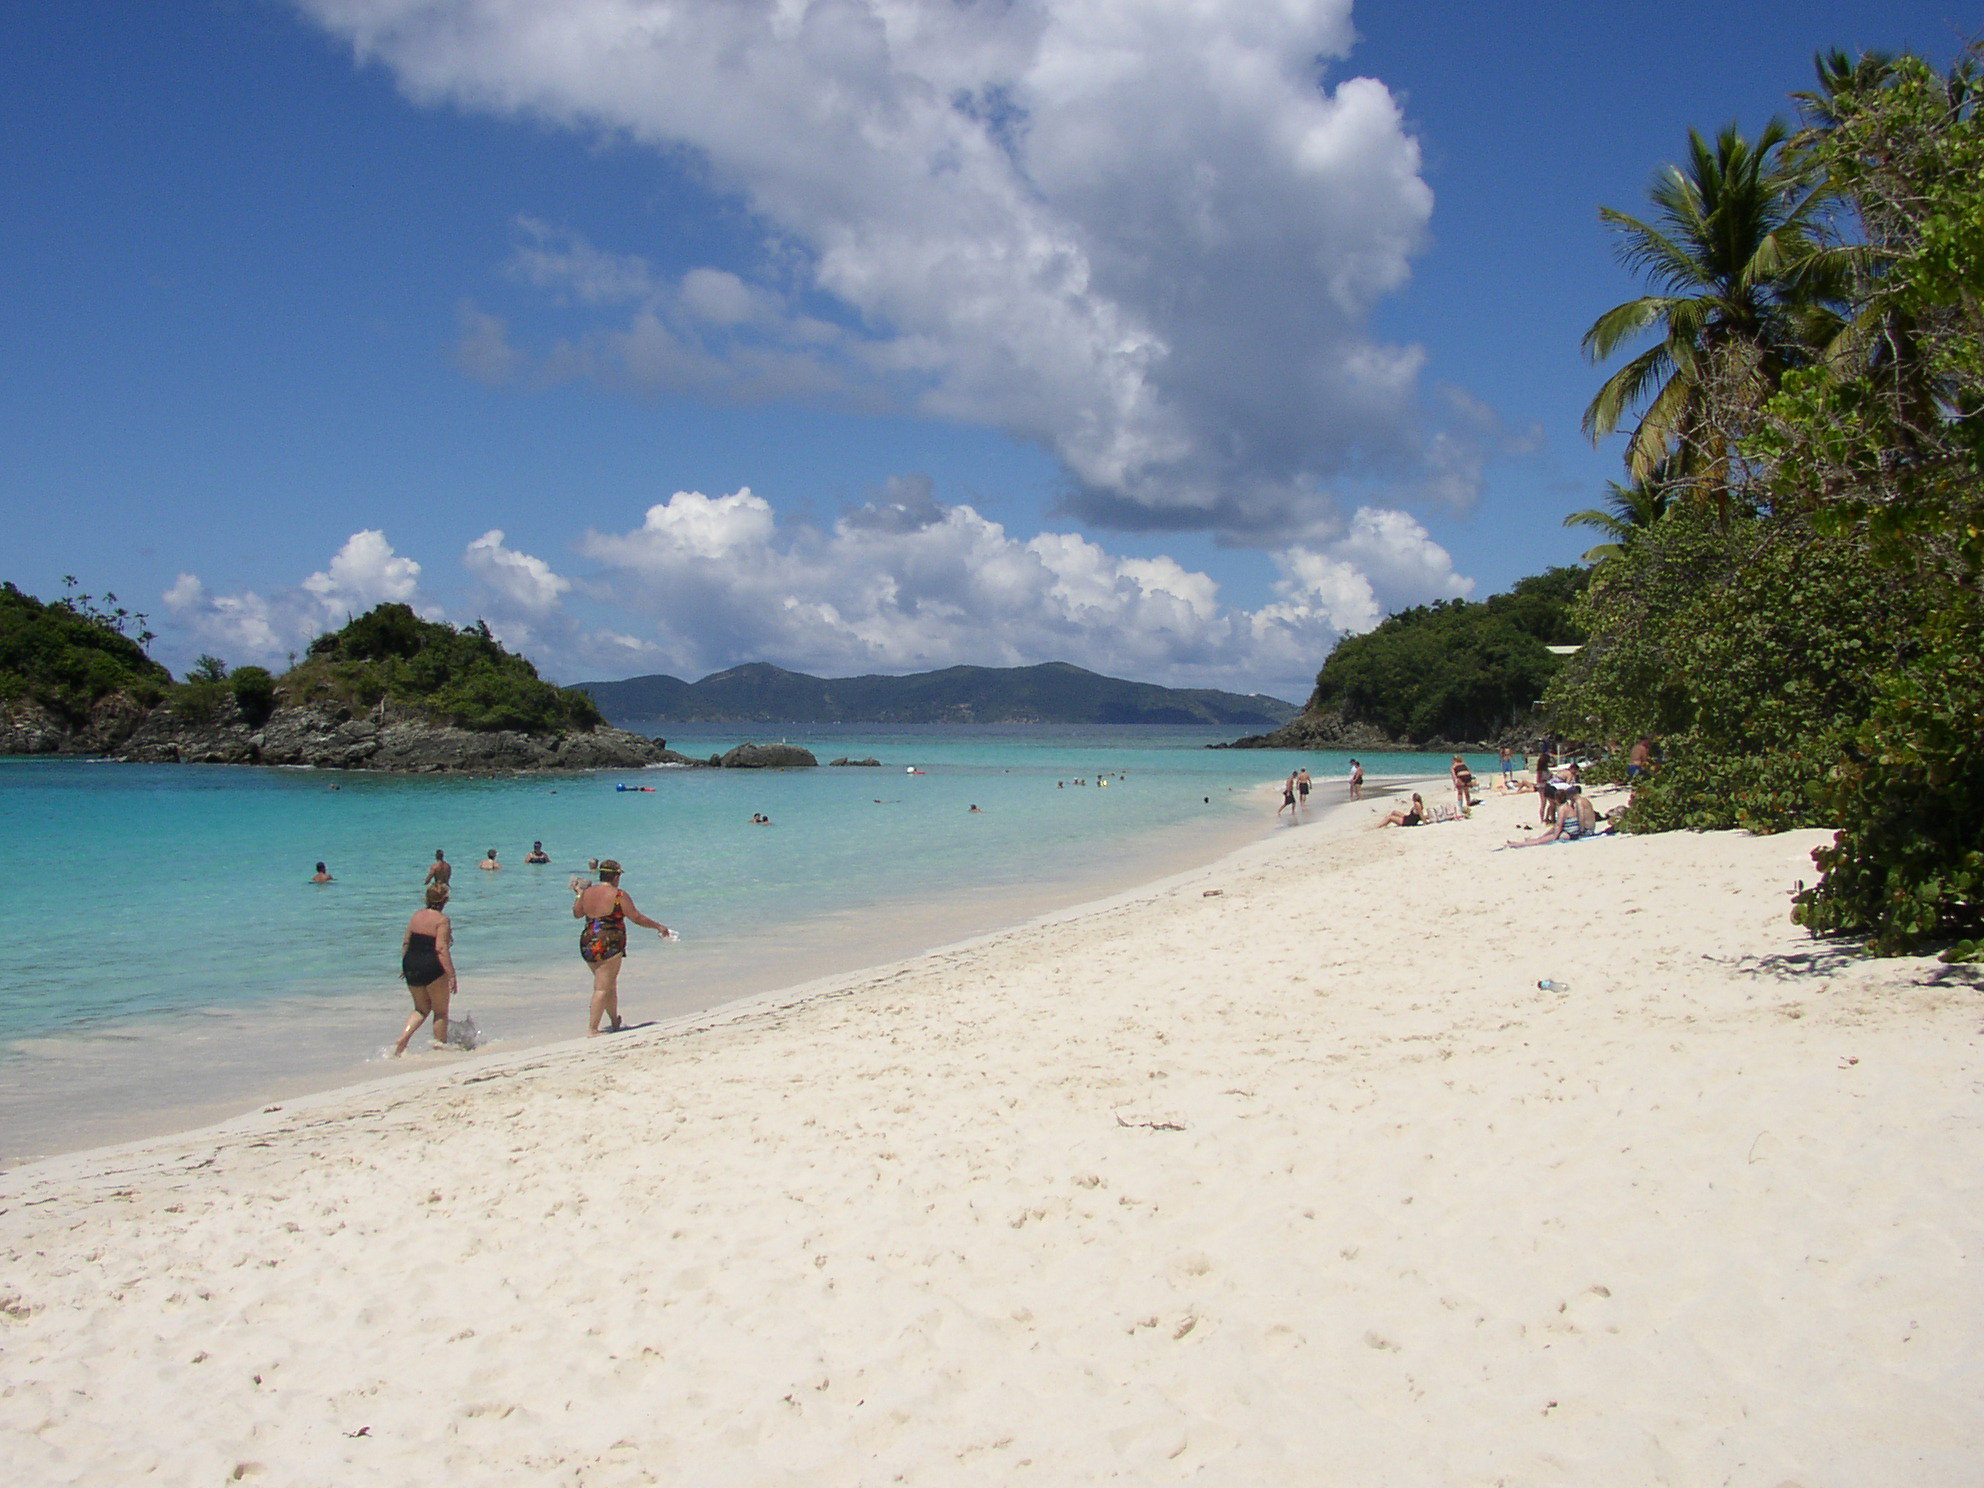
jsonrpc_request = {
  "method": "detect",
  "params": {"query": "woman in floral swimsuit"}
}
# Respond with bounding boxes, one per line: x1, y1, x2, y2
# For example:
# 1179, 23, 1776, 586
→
572, 859, 670, 1036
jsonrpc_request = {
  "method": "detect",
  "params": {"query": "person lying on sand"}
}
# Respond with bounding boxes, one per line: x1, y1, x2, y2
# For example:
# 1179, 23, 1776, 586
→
1375, 792, 1428, 828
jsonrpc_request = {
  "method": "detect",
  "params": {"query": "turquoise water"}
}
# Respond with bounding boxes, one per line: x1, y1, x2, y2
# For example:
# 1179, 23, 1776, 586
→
0, 728, 1477, 1158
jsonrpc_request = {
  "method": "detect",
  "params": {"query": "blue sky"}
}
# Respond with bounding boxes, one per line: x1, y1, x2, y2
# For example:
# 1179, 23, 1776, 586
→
0, 1, 1969, 698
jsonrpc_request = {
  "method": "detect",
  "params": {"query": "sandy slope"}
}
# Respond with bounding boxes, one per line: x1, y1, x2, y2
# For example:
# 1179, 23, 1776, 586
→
2, 788, 1980, 1486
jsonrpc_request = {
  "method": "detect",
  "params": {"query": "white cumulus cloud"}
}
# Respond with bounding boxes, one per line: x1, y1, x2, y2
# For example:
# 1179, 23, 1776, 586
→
544, 482, 1468, 696
163, 530, 426, 670
156, 502, 1471, 696
298, 0, 1486, 540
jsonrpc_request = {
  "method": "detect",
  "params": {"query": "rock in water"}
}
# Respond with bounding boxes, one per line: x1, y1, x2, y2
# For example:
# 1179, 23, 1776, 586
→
719, 742, 819, 769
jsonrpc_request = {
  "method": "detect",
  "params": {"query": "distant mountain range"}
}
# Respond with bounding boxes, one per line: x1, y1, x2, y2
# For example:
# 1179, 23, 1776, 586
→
575, 662, 1301, 727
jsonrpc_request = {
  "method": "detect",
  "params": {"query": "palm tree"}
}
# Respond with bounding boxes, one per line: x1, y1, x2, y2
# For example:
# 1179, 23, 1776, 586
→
1562, 469, 1676, 563
1581, 122, 1839, 513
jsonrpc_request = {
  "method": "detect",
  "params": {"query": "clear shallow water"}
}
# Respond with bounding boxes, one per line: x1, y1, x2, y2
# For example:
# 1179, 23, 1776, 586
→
0, 727, 1475, 1159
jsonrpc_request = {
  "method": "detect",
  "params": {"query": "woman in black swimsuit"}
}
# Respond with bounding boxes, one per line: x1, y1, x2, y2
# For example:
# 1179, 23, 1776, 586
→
394, 884, 457, 1055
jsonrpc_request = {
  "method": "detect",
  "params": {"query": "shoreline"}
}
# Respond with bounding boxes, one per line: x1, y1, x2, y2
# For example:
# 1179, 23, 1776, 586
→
14, 788, 1964, 1481
1, 772, 1389, 1169
0, 783, 1371, 1190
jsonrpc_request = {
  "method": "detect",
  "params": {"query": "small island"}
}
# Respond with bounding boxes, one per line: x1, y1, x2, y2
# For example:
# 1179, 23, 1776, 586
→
0, 590, 673, 771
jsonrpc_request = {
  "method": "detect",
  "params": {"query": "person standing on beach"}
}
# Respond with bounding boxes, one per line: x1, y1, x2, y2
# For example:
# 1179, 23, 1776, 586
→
573, 858, 670, 1036
1348, 759, 1363, 800
395, 884, 456, 1055
1296, 768, 1312, 808
425, 850, 451, 887
1499, 747, 1514, 790
1535, 749, 1554, 823
1277, 772, 1298, 818
1450, 755, 1476, 816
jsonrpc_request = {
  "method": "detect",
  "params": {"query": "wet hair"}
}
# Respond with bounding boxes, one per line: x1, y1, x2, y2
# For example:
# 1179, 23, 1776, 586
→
315, 862, 326, 873
425, 885, 449, 908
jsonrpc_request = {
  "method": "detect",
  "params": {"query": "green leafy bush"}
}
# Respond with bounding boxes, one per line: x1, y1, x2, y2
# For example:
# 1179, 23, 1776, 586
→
230, 666, 276, 727
1548, 508, 1922, 832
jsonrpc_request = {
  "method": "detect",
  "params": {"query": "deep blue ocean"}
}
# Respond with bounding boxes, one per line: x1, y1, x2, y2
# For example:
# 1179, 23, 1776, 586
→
0, 726, 1475, 1160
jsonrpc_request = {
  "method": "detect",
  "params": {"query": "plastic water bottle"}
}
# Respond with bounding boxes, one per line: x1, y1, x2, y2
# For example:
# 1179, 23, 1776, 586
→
1537, 979, 1570, 993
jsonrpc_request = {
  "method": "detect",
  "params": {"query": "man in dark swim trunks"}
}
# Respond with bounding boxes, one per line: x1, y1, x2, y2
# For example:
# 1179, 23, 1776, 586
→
572, 858, 670, 1036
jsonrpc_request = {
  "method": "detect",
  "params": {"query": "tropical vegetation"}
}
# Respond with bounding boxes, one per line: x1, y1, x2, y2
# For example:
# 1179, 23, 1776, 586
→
0, 587, 604, 737
0, 580, 171, 722
1550, 42, 1984, 959
286, 603, 604, 733
1306, 567, 1587, 744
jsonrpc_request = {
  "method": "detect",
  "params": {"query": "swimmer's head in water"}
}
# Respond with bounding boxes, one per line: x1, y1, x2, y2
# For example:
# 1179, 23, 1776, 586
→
425, 885, 449, 908
486, 849, 498, 859
315, 862, 326, 873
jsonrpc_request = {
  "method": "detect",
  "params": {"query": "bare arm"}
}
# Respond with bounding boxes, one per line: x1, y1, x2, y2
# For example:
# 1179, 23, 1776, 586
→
615, 890, 667, 934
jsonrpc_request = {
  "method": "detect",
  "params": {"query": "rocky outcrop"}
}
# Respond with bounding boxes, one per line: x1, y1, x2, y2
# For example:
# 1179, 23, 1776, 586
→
827, 756, 883, 767
2, 693, 155, 755
718, 741, 819, 769
4, 693, 671, 771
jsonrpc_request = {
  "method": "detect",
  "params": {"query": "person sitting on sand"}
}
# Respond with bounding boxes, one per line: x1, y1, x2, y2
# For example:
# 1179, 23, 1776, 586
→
1506, 789, 1605, 847
524, 841, 550, 864
1565, 786, 1606, 836
425, 849, 451, 886
1376, 792, 1428, 828
479, 848, 501, 871
395, 884, 457, 1055
310, 862, 334, 883
572, 858, 670, 1036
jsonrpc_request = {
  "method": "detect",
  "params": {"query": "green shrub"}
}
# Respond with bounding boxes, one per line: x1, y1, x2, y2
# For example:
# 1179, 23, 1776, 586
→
1548, 509, 1922, 833
230, 666, 276, 727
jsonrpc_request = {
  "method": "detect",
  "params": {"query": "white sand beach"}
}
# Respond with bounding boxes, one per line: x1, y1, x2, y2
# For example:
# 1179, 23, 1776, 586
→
3, 787, 1980, 1485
